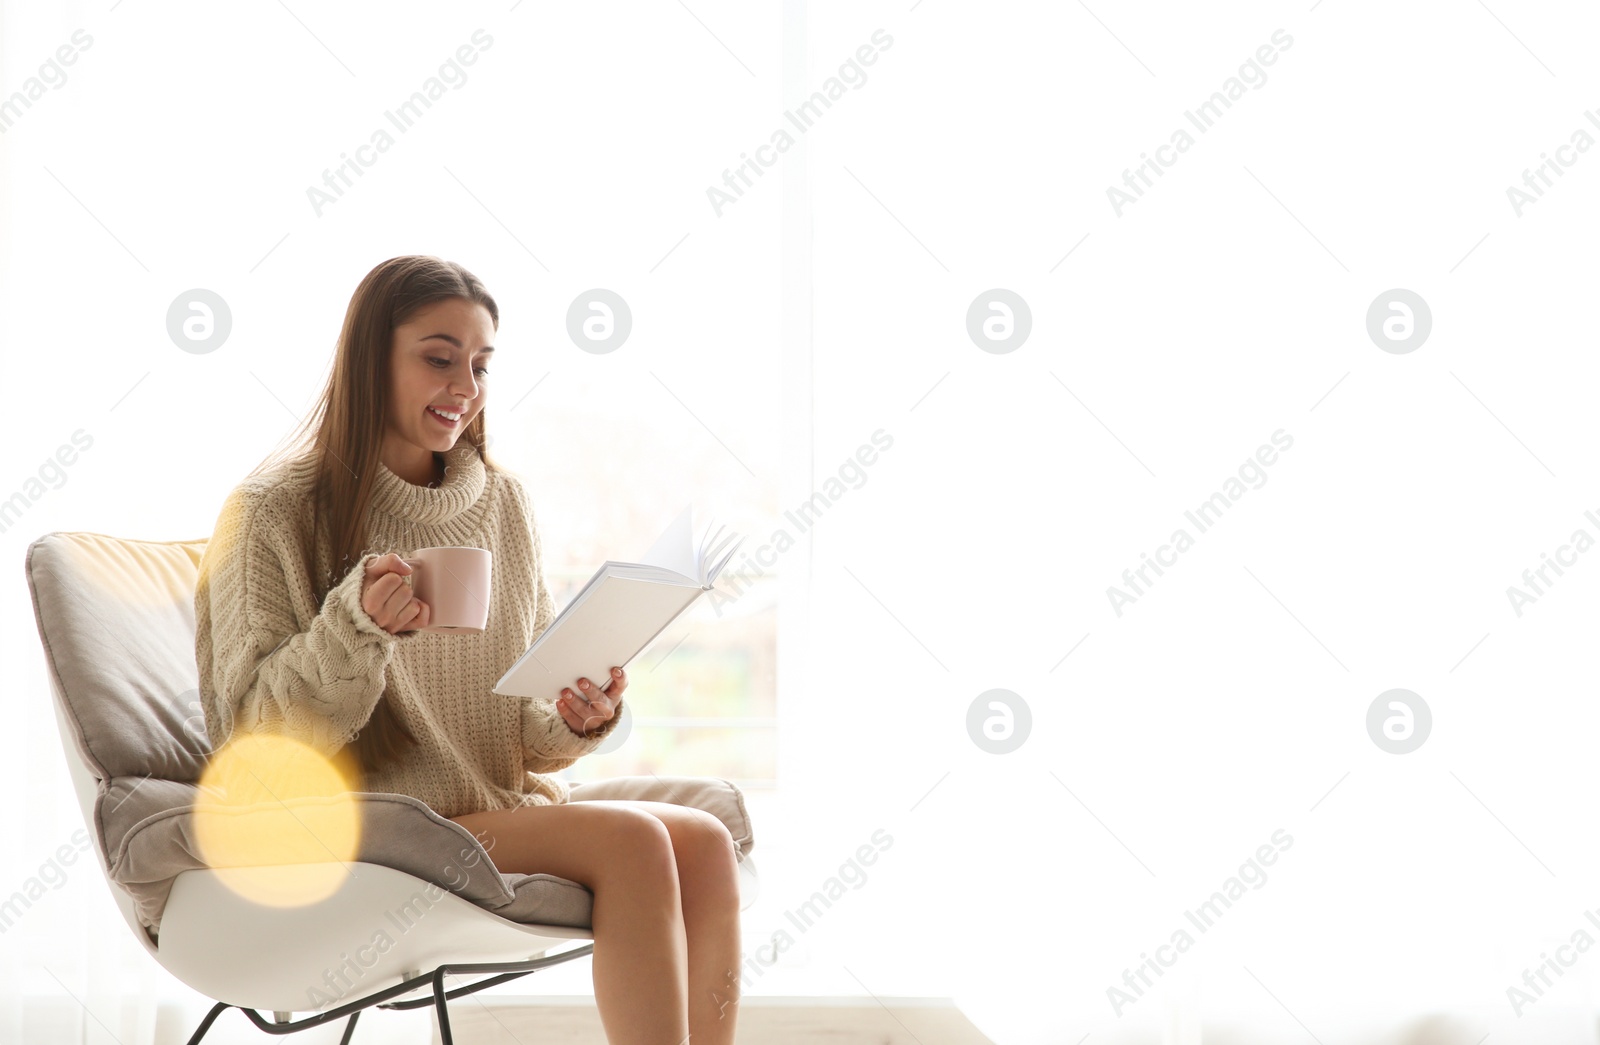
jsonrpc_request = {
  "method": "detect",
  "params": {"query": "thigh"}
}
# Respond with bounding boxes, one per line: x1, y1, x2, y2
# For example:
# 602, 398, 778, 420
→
448, 801, 673, 885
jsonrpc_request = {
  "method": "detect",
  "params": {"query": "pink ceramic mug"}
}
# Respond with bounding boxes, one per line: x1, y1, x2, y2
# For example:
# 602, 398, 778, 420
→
400, 546, 492, 633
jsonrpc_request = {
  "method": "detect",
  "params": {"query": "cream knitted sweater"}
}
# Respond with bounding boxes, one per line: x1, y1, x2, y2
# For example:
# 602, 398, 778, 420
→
194, 442, 623, 819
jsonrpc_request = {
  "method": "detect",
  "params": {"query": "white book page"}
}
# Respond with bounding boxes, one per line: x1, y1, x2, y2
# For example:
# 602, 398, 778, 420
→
638, 503, 697, 578
494, 504, 745, 697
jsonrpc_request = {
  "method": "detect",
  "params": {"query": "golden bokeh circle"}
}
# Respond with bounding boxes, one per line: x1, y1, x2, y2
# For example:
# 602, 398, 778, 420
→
192, 732, 362, 907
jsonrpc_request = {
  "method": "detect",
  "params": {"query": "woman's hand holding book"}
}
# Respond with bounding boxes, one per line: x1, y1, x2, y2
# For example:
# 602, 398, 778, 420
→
559, 668, 626, 737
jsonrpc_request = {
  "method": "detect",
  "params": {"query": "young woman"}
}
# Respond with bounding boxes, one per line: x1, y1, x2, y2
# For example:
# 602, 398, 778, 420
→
195, 255, 741, 1044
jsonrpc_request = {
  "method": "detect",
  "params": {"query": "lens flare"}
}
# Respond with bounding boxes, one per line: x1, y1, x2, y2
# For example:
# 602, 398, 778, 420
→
192, 732, 362, 907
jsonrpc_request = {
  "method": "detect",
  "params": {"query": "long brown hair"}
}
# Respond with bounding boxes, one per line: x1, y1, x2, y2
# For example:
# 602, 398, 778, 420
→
247, 255, 502, 777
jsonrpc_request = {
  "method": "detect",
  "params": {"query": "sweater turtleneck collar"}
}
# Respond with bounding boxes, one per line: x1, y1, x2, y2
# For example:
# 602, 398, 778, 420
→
369, 442, 487, 526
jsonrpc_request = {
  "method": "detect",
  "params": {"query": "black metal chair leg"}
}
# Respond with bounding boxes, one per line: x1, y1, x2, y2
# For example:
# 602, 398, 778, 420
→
432, 968, 454, 1045
183, 1002, 232, 1045
176, 944, 593, 1043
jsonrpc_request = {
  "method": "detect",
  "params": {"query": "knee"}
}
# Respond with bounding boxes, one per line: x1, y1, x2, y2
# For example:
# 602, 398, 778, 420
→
675, 810, 740, 883
695, 810, 738, 861
602, 807, 679, 879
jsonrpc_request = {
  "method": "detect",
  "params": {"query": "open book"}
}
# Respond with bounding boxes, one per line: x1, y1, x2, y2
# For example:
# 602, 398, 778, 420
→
493, 504, 744, 701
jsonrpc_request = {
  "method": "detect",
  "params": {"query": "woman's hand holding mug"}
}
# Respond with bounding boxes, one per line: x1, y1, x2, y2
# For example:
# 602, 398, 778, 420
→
559, 668, 627, 737
361, 553, 431, 634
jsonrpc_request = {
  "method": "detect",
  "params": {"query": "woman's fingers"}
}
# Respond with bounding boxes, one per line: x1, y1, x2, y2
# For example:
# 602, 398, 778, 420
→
363, 569, 428, 633
364, 553, 412, 585
560, 680, 616, 735
361, 570, 398, 621
396, 596, 429, 632
383, 578, 407, 615
394, 590, 431, 632
368, 572, 393, 596
386, 581, 418, 625
555, 697, 575, 732
358, 555, 433, 634
555, 668, 627, 735
578, 673, 626, 705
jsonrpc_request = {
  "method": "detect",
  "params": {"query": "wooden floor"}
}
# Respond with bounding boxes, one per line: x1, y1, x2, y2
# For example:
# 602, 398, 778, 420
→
436, 996, 996, 1044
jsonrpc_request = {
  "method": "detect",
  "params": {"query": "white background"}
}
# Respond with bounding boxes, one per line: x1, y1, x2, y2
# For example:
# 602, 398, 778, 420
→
4, 1, 1600, 1042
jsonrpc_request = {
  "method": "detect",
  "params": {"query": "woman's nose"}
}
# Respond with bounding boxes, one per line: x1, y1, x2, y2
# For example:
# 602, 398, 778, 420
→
451, 367, 478, 399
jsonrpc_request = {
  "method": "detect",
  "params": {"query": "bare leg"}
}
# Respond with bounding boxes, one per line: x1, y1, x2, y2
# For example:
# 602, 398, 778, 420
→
450, 803, 688, 1045
576, 800, 743, 1045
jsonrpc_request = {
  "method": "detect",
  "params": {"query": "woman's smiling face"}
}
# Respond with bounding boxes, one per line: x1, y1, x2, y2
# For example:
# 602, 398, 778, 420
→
383, 297, 495, 481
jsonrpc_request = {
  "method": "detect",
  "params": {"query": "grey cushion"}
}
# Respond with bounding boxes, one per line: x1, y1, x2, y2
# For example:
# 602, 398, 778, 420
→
26, 531, 755, 939
28, 533, 212, 784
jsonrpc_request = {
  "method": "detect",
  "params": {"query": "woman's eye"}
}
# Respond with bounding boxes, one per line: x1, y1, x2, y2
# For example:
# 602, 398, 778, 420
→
474, 367, 489, 377
428, 357, 449, 368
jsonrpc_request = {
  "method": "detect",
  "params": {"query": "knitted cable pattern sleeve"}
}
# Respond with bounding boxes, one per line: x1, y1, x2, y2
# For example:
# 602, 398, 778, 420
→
522, 693, 626, 772
195, 483, 416, 757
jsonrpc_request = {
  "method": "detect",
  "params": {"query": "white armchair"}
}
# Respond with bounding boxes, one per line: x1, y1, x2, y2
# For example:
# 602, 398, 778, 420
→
25, 530, 759, 1044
